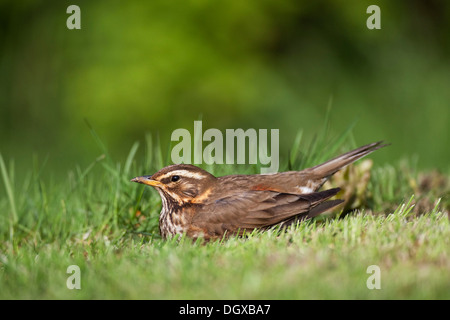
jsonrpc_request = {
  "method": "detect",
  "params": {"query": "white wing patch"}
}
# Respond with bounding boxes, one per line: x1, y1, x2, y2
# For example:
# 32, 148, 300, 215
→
297, 186, 314, 194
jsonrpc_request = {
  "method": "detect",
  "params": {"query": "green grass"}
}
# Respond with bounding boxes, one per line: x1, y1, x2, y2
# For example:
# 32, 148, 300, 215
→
0, 134, 449, 299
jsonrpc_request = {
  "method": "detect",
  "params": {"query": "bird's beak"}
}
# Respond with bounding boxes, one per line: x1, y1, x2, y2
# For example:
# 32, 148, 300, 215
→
130, 176, 164, 188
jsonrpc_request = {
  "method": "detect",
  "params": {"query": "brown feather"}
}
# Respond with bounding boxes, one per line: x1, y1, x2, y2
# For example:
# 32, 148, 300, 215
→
308, 141, 388, 179
191, 188, 343, 237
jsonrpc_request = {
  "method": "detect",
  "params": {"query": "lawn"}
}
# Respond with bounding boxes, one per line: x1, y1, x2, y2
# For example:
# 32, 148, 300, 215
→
0, 136, 449, 300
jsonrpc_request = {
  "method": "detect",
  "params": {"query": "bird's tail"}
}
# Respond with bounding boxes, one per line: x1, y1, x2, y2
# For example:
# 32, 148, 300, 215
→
309, 141, 388, 180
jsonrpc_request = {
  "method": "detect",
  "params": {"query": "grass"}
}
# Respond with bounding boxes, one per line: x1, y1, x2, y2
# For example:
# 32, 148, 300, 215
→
0, 133, 449, 299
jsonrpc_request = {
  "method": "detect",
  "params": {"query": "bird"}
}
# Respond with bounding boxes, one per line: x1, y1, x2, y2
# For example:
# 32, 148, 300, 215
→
131, 141, 387, 240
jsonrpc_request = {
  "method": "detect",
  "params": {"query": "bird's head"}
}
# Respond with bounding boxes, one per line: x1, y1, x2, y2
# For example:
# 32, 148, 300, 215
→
131, 164, 217, 205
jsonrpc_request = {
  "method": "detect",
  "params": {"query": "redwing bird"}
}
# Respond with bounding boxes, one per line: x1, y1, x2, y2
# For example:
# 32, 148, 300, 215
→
131, 141, 387, 240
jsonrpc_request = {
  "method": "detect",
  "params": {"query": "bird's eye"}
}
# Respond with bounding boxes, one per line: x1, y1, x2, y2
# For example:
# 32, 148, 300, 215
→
171, 175, 180, 182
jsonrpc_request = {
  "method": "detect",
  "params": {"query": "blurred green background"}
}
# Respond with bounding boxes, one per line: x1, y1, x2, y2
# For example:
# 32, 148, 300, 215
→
1, 0, 449, 177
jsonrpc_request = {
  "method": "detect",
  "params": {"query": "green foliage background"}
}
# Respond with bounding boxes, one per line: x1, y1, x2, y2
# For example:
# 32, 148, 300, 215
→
0, 1, 449, 300
1, 0, 449, 175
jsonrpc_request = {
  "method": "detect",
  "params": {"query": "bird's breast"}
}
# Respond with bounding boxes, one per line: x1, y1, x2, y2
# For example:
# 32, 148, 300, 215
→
159, 208, 185, 239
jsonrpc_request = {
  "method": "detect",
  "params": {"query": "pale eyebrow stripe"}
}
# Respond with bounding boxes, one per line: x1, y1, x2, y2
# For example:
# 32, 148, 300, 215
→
157, 170, 207, 180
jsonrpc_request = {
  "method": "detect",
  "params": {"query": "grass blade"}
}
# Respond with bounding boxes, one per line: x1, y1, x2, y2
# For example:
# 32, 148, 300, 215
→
84, 118, 112, 162
0, 153, 18, 237
124, 142, 140, 177
288, 129, 303, 169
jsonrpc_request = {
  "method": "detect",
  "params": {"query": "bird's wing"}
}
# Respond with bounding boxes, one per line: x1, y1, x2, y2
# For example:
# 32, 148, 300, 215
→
190, 187, 343, 237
